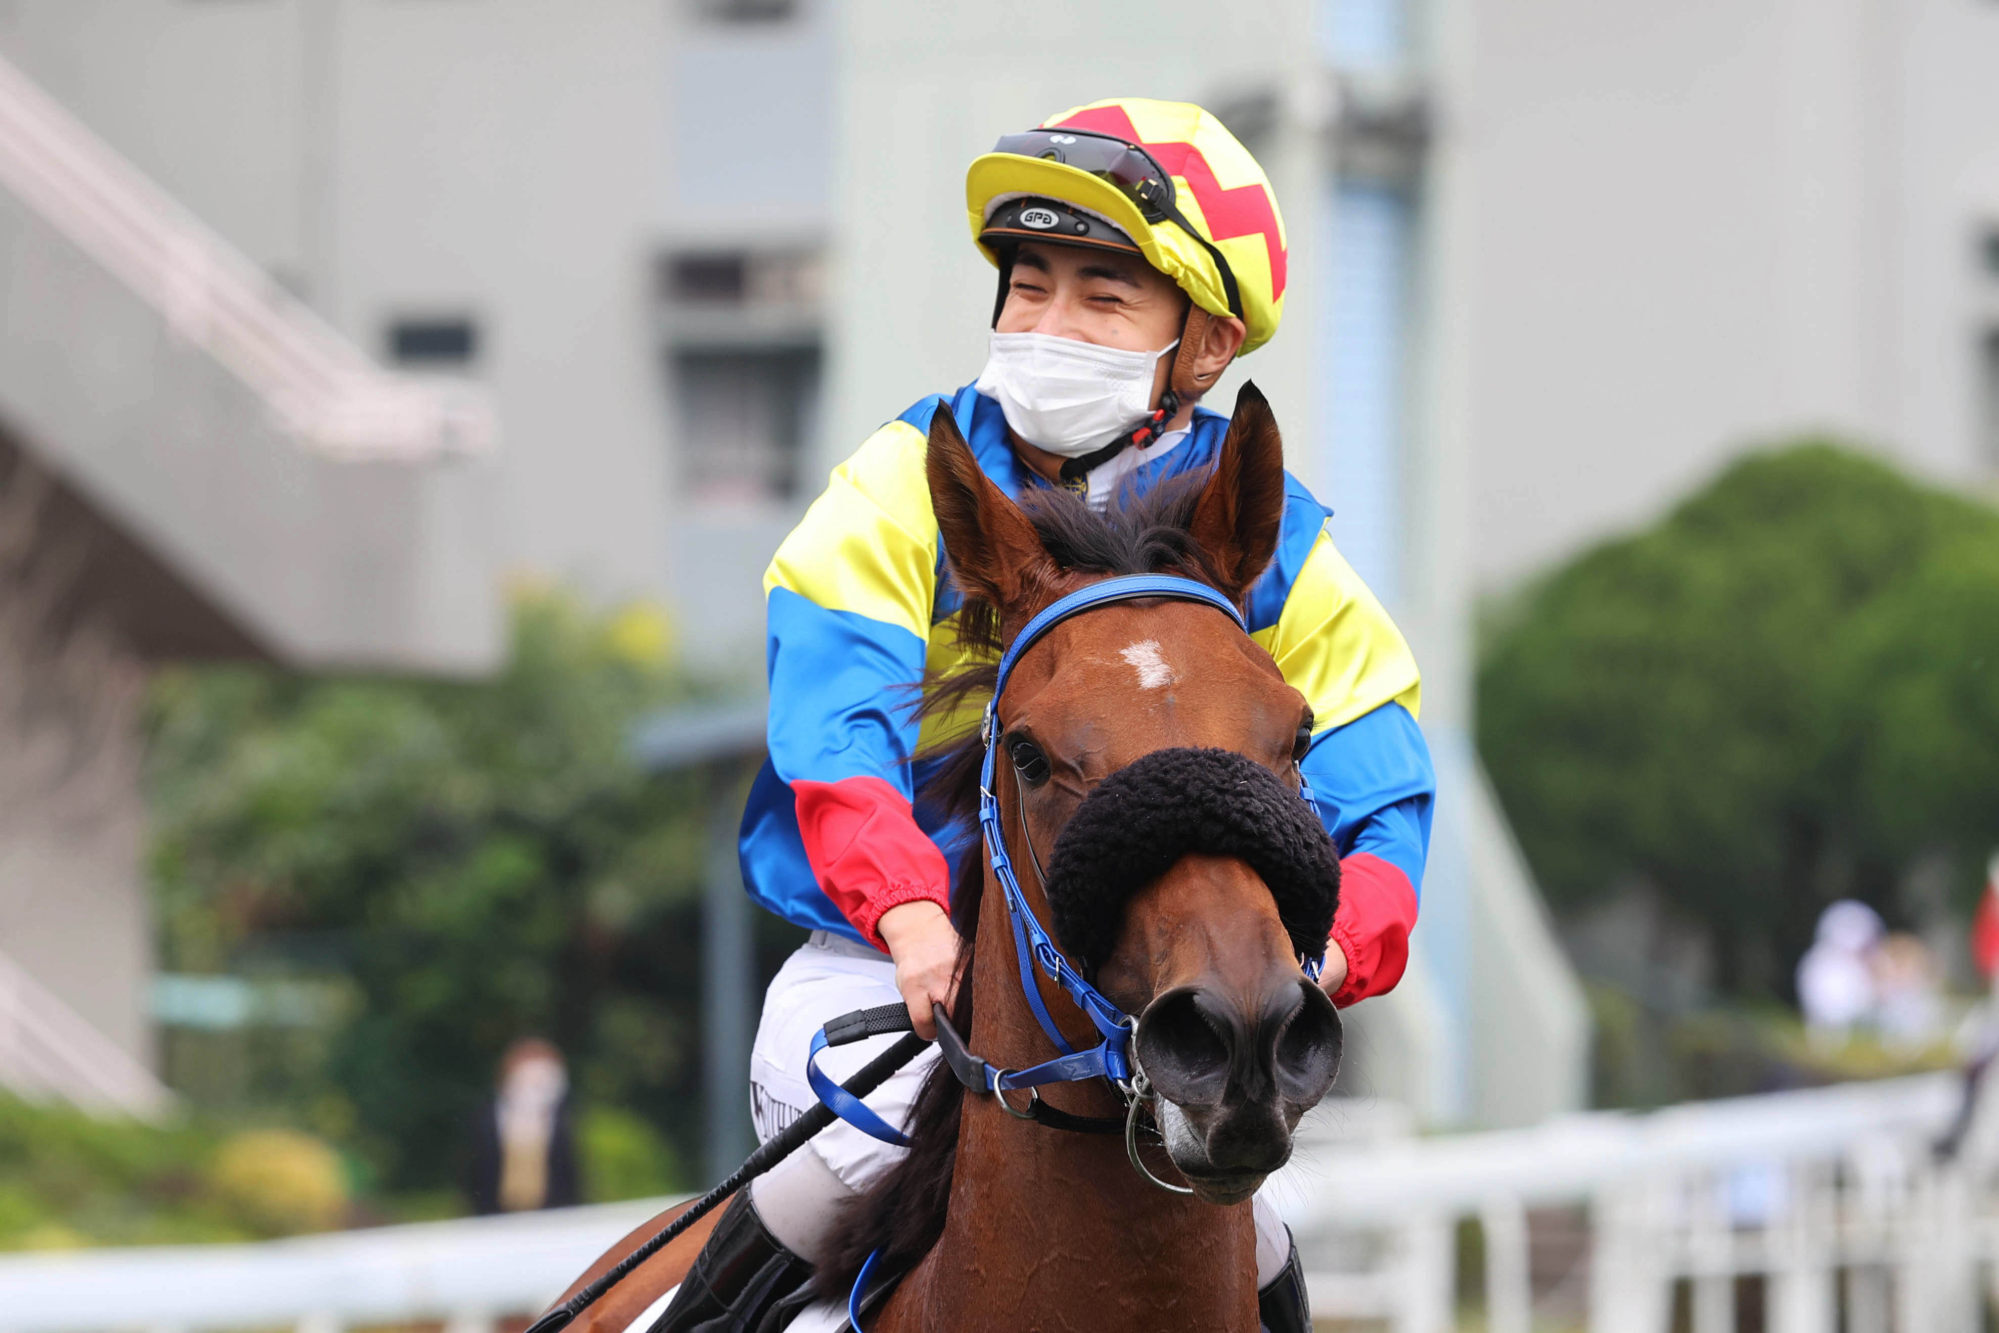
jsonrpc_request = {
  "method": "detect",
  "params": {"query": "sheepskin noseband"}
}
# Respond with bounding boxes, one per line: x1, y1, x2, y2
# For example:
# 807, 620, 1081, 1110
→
1040, 746, 1341, 980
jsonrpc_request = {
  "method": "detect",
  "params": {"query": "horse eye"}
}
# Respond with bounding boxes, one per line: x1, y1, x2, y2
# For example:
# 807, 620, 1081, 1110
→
1008, 735, 1052, 786
1292, 720, 1315, 764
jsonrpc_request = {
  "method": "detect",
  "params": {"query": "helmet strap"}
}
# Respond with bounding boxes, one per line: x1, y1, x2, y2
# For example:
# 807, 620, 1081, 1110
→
1057, 306, 1215, 484
991, 250, 1015, 329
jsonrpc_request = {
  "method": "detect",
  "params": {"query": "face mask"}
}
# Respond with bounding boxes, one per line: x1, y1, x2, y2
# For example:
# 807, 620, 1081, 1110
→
974, 331, 1178, 458
501, 1057, 567, 1109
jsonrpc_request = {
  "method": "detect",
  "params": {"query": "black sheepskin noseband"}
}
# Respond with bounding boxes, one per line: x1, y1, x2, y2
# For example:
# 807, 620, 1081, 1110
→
1039, 746, 1341, 980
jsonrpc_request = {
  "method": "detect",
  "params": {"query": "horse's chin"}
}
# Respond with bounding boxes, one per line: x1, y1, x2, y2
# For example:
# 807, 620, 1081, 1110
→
1181, 1172, 1267, 1206
1155, 1098, 1291, 1206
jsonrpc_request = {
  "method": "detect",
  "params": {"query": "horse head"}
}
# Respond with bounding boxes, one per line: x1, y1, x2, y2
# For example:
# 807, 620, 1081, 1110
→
925, 384, 1344, 1207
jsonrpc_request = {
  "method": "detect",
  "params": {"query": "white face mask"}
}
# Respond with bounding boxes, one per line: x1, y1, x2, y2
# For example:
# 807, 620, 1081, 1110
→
974, 331, 1178, 458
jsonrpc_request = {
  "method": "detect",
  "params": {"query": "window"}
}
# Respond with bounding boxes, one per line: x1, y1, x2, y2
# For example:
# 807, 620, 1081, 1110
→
688, 0, 798, 23
674, 347, 820, 503
661, 246, 824, 504
663, 250, 822, 308
387, 316, 478, 367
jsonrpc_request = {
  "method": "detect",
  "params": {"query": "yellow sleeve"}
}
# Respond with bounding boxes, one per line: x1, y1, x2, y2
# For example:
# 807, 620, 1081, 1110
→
765, 420, 939, 638
1251, 530, 1422, 731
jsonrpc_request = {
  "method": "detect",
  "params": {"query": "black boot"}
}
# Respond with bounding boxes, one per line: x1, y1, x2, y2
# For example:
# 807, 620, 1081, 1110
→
649, 1192, 814, 1333
1257, 1235, 1311, 1333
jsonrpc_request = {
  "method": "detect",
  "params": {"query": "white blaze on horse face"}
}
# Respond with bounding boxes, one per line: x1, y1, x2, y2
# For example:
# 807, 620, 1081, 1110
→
1120, 639, 1178, 691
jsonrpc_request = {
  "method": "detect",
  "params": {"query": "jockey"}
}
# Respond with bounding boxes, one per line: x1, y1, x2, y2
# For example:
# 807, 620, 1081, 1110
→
664, 98, 1434, 1332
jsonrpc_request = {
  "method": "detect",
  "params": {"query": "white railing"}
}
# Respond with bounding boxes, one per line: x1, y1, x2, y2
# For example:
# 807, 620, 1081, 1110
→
0, 51, 492, 462
1268, 1071, 1982, 1333
0, 1073, 1986, 1332
0, 1197, 681, 1333
0, 948, 173, 1122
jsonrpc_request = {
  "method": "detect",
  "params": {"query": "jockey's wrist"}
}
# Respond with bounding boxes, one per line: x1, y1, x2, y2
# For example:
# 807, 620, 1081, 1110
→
877, 899, 949, 953
855, 883, 950, 953
1319, 936, 1352, 1004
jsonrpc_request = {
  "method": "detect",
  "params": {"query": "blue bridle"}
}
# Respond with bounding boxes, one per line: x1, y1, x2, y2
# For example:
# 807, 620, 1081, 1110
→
973, 574, 1250, 1093
806, 574, 1250, 1147
828, 573, 1337, 1327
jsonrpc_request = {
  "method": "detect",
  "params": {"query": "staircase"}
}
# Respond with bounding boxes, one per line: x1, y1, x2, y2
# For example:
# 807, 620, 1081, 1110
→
0, 48, 500, 671
0, 948, 171, 1121
0, 49, 506, 1108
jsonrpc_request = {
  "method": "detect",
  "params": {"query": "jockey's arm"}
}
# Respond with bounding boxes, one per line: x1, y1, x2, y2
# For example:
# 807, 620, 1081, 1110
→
761, 423, 954, 948
1255, 520, 1434, 1006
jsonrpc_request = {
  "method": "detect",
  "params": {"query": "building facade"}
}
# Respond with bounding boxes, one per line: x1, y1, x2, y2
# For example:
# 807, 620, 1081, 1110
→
0, 12, 500, 1095
1449, 0, 1999, 586
1, 0, 840, 666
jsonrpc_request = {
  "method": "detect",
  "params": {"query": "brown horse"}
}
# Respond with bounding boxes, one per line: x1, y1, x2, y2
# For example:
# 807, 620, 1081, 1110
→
554, 384, 1343, 1332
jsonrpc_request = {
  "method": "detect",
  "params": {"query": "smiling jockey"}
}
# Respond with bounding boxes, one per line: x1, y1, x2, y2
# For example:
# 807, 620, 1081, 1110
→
662, 98, 1435, 1332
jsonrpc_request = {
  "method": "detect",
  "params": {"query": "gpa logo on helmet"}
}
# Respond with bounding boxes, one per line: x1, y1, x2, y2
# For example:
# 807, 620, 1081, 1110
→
1019, 207, 1060, 230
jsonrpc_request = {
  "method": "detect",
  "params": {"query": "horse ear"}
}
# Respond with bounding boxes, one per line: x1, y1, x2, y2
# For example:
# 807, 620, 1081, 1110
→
1189, 381, 1288, 602
925, 405, 1048, 614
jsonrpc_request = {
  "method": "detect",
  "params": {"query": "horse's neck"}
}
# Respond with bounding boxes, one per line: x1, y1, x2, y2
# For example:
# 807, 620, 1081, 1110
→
903, 881, 1259, 1332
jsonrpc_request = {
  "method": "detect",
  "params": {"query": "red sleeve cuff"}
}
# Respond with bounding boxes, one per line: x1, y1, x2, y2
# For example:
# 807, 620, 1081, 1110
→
850, 880, 952, 952
1327, 852, 1418, 1007
792, 776, 952, 951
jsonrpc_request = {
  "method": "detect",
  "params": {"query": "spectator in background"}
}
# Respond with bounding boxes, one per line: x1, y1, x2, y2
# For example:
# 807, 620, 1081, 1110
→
1797, 899, 1885, 1049
467, 1038, 579, 1215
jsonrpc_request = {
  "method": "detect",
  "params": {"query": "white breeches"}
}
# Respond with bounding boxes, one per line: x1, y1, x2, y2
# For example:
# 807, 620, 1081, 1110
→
744, 933, 1291, 1285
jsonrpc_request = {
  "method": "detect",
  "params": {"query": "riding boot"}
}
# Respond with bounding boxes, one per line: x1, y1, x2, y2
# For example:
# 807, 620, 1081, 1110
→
1257, 1236, 1310, 1333
648, 1192, 814, 1333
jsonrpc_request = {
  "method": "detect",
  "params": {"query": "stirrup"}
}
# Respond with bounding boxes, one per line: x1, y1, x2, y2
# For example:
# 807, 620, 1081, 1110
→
648, 1192, 814, 1333
1257, 1236, 1310, 1333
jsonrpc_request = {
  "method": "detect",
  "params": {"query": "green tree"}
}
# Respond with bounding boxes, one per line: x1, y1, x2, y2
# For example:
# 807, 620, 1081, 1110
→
1818, 537, 1999, 886
146, 590, 757, 1194
1478, 443, 1999, 992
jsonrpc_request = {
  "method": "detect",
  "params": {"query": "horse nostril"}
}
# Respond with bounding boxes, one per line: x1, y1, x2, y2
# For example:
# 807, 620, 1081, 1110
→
1134, 987, 1232, 1109
1271, 980, 1342, 1105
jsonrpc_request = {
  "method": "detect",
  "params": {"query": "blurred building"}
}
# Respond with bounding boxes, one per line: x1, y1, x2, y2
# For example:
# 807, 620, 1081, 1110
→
0, 0, 836, 659
1454, 0, 1999, 585
0, 9, 501, 1099
0, 0, 843, 1093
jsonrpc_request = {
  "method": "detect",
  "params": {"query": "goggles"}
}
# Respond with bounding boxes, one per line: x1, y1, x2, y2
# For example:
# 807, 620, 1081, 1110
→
987, 128, 1244, 321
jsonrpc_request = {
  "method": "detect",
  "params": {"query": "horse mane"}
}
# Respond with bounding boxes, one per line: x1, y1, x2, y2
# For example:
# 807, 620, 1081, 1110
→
815, 469, 1225, 1298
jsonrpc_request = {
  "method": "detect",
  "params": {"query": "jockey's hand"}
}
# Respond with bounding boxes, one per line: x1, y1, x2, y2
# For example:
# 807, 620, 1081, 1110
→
878, 899, 961, 1041
1318, 940, 1350, 1003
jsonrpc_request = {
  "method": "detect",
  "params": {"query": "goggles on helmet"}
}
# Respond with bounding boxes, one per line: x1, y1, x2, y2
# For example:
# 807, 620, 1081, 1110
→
984, 127, 1245, 322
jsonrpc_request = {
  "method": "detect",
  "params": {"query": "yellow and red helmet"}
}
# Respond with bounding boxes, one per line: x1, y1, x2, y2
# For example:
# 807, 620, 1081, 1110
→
966, 97, 1288, 354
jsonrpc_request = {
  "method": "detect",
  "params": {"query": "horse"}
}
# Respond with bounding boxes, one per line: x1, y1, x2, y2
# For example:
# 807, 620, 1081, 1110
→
553, 383, 1345, 1332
